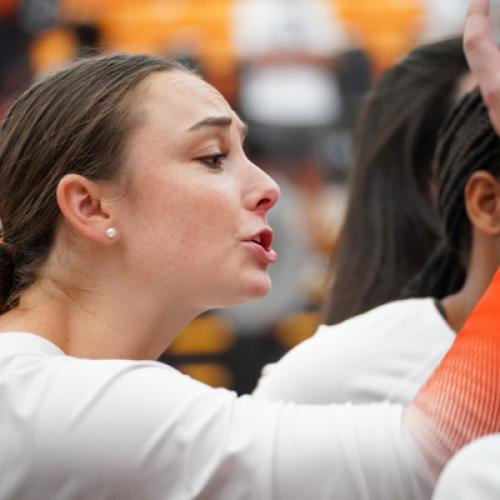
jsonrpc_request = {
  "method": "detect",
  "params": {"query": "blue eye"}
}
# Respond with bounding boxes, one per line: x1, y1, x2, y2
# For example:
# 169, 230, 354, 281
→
197, 153, 227, 169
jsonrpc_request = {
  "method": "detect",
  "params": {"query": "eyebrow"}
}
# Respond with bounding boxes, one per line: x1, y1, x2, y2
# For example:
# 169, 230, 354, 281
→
187, 116, 249, 139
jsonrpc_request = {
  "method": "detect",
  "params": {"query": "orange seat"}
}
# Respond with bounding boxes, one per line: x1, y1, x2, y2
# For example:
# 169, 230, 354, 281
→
58, 0, 239, 100
166, 315, 235, 356
275, 311, 319, 349
332, 0, 424, 74
30, 28, 77, 74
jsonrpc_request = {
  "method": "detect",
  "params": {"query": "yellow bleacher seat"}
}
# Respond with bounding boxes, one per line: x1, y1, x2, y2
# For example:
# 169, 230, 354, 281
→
167, 315, 235, 356
177, 362, 234, 388
30, 28, 77, 75
332, 0, 424, 74
275, 311, 319, 349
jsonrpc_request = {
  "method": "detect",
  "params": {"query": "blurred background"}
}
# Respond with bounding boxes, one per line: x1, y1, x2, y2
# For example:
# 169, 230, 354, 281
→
0, 0, 495, 393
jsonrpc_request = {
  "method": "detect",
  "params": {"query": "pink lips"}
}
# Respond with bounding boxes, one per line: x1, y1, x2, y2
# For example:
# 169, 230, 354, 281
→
244, 228, 278, 264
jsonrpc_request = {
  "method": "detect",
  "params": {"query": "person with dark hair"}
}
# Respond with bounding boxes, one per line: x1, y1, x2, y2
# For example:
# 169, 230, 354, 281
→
0, 52, 500, 500
254, 86, 500, 407
402, 87, 500, 324
426, 1, 500, 498
323, 37, 472, 326
254, 38, 477, 405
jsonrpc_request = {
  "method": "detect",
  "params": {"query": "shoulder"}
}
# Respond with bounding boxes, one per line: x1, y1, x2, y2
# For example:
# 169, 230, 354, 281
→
0, 338, 230, 443
253, 298, 454, 404
0, 331, 227, 417
433, 435, 500, 500
280, 297, 451, 363
318, 297, 454, 348
318, 297, 446, 336
0, 346, 250, 498
3, 350, 224, 434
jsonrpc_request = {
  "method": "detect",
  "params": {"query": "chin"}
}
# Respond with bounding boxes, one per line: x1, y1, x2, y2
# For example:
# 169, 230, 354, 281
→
217, 276, 272, 308
240, 276, 272, 302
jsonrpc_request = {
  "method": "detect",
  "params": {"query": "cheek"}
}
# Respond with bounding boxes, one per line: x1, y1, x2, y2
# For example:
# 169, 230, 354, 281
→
136, 174, 241, 260
177, 197, 239, 258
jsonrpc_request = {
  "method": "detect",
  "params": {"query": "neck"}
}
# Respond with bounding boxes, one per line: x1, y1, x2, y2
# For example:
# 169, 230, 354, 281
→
442, 240, 500, 333
0, 276, 199, 361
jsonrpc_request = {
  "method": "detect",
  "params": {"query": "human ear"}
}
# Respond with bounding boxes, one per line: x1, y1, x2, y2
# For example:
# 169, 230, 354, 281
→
464, 170, 500, 235
56, 174, 118, 244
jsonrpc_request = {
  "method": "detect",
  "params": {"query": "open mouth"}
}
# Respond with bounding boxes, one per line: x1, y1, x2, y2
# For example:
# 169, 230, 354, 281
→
244, 227, 277, 264
250, 229, 273, 251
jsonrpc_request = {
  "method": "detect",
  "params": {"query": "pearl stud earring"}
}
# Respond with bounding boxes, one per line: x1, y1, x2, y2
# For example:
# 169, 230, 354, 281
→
106, 227, 117, 239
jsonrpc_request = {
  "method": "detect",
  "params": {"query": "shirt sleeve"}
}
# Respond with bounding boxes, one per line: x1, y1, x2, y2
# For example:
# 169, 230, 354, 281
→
9, 355, 431, 500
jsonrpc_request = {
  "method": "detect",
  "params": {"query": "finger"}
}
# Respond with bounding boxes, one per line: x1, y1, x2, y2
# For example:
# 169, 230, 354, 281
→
464, 0, 500, 112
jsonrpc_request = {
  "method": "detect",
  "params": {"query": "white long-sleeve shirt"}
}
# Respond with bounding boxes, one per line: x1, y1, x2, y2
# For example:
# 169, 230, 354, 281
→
0, 332, 433, 500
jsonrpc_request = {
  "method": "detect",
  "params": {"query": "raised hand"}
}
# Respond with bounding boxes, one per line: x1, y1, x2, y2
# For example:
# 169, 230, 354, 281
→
464, 0, 500, 132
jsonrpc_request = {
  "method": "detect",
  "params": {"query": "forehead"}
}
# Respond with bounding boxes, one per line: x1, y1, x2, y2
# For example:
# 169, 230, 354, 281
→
136, 70, 239, 132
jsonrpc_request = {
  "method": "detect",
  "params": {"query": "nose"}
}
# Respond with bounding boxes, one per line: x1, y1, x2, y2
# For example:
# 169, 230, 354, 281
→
244, 162, 280, 214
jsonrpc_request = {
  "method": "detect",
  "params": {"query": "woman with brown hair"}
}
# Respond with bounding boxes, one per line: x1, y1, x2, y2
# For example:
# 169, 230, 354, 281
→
0, 52, 499, 499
